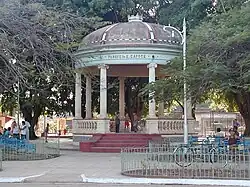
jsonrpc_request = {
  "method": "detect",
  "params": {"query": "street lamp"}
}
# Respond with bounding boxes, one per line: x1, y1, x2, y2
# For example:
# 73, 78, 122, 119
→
17, 74, 20, 128
163, 18, 188, 144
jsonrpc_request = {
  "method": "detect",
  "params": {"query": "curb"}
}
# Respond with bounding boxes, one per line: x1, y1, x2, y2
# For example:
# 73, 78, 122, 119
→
0, 173, 46, 183
81, 175, 250, 186
0, 177, 25, 183
59, 147, 79, 151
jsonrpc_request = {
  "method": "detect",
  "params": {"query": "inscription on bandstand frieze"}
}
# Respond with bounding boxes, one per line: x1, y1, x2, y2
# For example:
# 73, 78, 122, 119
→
106, 54, 147, 60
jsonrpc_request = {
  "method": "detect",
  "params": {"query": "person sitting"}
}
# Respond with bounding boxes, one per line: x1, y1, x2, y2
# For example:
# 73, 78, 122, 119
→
3, 128, 7, 136
215, 127, 224, 137
228, 128, 239, 152
215, 128, 224, 146
4, 127, 11, 137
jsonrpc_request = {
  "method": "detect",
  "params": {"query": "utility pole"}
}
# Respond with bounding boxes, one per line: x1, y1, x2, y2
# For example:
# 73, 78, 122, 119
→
183, 18, 188, 145
17, 74, 20, 128
163, 18, 188, 144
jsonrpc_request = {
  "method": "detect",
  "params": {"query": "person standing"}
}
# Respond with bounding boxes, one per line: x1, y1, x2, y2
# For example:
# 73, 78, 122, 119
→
12, 121, 20, 139
20, 121, 28, 140
44, 123, 49, 143
124, 113, 130, 132
115, 112, 120, 133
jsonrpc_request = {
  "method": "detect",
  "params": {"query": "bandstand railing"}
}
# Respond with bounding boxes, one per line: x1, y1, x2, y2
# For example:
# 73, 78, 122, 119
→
73, 119, 109, 134
158, 119, 184, 134
73, 119, 197, 134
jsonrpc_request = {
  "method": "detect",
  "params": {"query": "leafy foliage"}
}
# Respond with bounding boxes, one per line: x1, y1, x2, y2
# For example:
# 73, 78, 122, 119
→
0, 0, 101, 138
153, 1, 250, 134
158, 0, 214, 29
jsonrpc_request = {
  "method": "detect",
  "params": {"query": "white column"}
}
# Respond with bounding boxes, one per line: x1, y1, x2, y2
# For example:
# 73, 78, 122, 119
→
98, 64, 109, 118
147, 63, 157, 118
85, 76, 92, 119
119, 77, 125, 118
75, 72, 82, 119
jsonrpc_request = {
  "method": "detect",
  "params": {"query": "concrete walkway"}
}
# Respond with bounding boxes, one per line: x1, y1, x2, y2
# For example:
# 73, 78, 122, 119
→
1, 151, 123, 182
0, 184, 238, 187
0, 139, 248, 186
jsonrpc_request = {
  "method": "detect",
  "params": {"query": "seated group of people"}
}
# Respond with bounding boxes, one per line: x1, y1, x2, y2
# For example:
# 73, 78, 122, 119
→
215, 126, 240, 147
0, 120, 30, 140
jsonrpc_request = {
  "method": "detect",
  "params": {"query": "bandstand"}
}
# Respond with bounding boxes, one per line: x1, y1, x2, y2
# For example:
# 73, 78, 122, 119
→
73, 15, 197, 140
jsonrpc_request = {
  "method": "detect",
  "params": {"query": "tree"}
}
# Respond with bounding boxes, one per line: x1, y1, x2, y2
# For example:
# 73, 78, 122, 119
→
44, 0, 172, 23
185, 2, 250, 135
158, 0, 215, 29
153, 1, 250, 135
0, 0, 102, 139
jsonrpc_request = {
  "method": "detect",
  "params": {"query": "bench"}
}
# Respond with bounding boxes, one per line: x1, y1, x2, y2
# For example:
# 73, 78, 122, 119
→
189, 136, 250, 153
0, 136, 36, 153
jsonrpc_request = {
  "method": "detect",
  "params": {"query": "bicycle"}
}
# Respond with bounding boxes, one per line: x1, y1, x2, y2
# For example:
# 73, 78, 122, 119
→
173, 139, 228, 168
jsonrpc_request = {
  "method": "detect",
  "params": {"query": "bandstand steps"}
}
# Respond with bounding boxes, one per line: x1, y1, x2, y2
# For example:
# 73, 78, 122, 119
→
94, 142, 147, 147
99, 140, 148, 143
100, 134, 160, 140
79, 134, 162, 153
90, 147, 122, 153
101, 136, 154, 140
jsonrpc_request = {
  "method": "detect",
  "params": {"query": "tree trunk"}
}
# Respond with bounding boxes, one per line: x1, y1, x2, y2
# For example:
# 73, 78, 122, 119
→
25, 115, 38, 140
21, 103, 42, 140
233, 92, 250, 136
125, 84, 134, 125
175, 100, 184, 114
244, 117, 250, 136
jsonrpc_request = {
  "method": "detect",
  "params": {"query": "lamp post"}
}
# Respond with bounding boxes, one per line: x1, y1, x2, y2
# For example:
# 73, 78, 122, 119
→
163, 18, 188, 144
17, 76, 20, 128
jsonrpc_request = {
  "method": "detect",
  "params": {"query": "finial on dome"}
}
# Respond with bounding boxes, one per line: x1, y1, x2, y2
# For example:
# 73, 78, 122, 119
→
128, 14, 143, 22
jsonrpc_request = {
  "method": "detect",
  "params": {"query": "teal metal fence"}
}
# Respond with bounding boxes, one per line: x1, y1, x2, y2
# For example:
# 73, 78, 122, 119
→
0, 137, 60, 161
0, 145, 3, 171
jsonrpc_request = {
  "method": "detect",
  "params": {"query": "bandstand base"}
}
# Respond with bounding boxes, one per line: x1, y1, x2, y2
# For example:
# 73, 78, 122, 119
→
78, 133, 162, 153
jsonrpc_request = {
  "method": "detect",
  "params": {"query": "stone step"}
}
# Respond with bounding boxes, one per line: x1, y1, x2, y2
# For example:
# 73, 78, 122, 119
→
94, 142, 147, 147
99, 139, 148, 143
79, 134, 162, 153
90, 147, 121, 153
100, 137, 154, 141
102, 134, 160, 137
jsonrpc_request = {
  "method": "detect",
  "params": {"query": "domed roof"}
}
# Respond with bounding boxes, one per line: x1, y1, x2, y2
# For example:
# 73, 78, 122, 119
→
80, 15, 183, 49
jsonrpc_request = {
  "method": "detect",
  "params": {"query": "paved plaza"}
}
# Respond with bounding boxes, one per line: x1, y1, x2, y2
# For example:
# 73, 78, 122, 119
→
0, 139, 247, 186
1, 150, 124, 182
0, 183, 238, 187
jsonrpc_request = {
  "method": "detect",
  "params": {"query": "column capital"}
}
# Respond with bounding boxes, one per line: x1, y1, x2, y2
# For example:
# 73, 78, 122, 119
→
98, 64, 109, 70
147, 63, 157, 69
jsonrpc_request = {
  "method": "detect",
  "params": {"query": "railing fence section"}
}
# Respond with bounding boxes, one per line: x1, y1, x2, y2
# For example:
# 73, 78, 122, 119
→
0, 137, 60, 161
121, 145, 250, 180
0, 145, 2, 171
